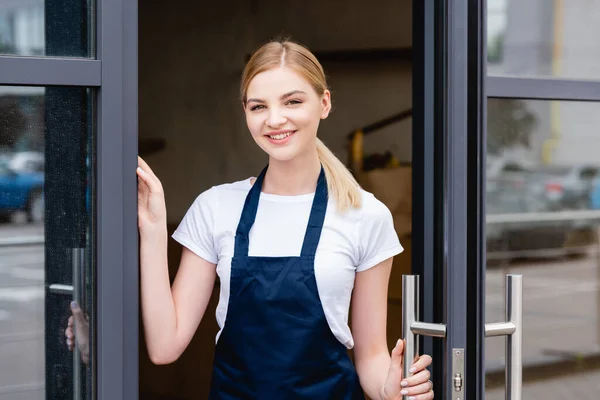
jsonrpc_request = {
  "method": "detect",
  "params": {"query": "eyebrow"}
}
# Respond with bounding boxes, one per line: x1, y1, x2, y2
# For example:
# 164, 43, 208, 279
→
246, 90, 307, 104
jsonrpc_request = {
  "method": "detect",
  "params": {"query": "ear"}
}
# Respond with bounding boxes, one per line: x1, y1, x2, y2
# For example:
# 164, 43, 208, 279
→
320, 90, 332, 120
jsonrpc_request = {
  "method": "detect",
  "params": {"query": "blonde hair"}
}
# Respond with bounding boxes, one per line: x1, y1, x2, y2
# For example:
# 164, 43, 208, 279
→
241, 39, 362, 212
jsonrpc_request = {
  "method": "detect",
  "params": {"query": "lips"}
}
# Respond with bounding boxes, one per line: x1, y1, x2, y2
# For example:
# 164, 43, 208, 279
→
264, 130, 296, 144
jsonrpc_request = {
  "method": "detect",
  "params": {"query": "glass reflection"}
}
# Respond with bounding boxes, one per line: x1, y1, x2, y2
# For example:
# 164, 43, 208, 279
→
0, 86, 94, 399
0, 0, 93, 57
487, 0, 600, 80
486, 98, 600, 399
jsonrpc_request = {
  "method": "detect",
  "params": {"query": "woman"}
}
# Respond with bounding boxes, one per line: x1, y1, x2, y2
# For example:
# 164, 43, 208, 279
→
71, 39, 434, 399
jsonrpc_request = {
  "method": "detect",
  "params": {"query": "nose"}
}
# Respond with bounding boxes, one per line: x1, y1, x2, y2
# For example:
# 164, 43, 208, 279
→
266, 107, 287, 128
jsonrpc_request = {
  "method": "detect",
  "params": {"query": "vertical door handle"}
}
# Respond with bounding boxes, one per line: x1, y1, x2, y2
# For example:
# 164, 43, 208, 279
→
402, 275, 446, 400
71, 248, 85, 400
485, 274, 522, 400
48, 248, 86, 400
402, 274, 522, 400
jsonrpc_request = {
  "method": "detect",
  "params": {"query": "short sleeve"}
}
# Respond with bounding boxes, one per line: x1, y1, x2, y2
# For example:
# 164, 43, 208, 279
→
356, 193, 404, 272
172, 187, 219, 264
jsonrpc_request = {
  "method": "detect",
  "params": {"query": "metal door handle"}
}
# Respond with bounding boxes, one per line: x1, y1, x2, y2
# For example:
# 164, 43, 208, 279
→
401, 275, 446, 400
485, 274, 522, 400
401, 274, 522, 400
48, 248, 86, 400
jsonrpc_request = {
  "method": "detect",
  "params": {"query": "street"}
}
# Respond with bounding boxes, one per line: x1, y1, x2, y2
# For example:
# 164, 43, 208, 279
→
0, 223, 45, 400
2, 223, 600, 398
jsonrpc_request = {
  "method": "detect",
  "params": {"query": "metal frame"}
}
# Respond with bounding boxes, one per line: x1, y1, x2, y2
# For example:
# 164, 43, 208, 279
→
488, 76, 600, 101
412, 0, 448, 396
0, 0, 138, 398
411, 0, 439, 372
0, 57, 101, 86
97, 0, 139, 399
444, 0, 470, 398
467, 0, 487, 398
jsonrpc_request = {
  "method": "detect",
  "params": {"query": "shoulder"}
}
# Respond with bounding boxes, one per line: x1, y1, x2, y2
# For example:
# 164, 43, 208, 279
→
183, 178, 253, 220
357, 189, 392, 221
327, 189, 393, 228
192, 178, 252, 205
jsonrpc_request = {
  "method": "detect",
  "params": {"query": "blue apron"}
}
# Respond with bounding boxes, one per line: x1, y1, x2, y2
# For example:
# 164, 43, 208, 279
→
209, 165, 364, 399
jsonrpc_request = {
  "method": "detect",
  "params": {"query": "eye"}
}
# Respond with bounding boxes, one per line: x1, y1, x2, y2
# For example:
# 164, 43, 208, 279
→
250, 104, 265, 111
286, 99, 302, 106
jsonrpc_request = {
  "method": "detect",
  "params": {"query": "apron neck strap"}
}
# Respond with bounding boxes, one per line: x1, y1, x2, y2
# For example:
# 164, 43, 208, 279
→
299, 167, 328, 256
234, 165, 329, 258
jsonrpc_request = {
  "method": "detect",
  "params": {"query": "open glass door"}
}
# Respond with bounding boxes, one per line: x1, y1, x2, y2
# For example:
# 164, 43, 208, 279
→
411, 0, 522, 398
410, 0, 600, 398
0, 0, 138, 399
484, 1, 600, 399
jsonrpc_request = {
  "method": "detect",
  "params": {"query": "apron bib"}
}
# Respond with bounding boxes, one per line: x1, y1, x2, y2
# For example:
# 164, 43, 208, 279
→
209, 165, 364, 399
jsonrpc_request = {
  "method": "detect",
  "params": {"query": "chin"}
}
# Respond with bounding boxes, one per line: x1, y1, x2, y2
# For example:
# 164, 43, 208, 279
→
265, 149, 300, 163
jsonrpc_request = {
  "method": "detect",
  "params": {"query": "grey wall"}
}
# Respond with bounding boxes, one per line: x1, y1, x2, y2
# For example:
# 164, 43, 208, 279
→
139, 0, 413, 221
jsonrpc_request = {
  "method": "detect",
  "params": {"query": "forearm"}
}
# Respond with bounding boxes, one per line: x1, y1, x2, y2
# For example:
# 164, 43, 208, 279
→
140, 225, 179, 363
356, 351, 391, 400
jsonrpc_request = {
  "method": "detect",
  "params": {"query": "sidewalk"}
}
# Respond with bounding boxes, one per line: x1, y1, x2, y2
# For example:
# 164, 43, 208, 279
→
486, 368, 600, 399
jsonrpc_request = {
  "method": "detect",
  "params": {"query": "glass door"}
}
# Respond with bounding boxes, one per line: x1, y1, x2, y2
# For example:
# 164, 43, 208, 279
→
413, 0, 600, 399
0, 0, 138, 399
411, 0, 520, 398
484, 1, 600, 399
0, 85, 94, 400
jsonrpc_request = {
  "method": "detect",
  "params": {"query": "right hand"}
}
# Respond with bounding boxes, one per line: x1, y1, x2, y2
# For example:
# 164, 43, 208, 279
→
137, 156, 167, 230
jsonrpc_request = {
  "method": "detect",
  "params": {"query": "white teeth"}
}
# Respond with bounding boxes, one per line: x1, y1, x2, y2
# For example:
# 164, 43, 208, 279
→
269, 132, 292, 140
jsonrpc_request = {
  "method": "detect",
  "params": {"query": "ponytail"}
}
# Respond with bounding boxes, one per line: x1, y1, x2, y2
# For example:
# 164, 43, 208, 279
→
316, 138, 362, 212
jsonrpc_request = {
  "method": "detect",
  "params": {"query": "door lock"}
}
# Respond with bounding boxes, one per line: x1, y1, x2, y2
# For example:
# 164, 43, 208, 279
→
453, 373, 463, 391
451, 348, 464, 399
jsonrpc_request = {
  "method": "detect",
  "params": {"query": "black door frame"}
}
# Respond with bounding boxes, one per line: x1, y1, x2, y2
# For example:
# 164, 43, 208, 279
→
412, 0, 486, 398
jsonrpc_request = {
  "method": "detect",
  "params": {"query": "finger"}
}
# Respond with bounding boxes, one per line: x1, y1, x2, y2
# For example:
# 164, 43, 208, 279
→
410, 354, 433, 373
400, 380, 433, 397
136, 167, 151, 184
65, 326, 73, 339
71, 302, 86, 327
137, 156, 151, 172
67, 315, 73, 328
136, 167, 162, 194
391, 338, 404, 369
137, 172, 151, 196
137, 157, 157, 179
402, 368, 431, 387
405, 391, 434, 400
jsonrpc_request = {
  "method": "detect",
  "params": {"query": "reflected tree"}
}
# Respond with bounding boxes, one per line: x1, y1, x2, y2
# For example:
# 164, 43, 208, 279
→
0, 97, 27, 150
487, 99, 538, 156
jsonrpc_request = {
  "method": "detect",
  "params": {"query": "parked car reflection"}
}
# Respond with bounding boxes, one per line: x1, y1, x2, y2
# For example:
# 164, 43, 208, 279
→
527, 164, 600, 211
486, 162, 599, 261
0, 155, 44, 223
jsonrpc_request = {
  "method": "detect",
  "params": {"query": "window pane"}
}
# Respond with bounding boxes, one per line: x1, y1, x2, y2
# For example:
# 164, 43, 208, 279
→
0, 86, 95, 399
486, 98, 600, 398
487, 0, 600, 80
0, 0, 93, 57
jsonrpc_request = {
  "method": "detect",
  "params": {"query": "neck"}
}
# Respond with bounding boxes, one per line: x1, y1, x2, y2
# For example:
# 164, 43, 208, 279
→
262, 149, 321, 196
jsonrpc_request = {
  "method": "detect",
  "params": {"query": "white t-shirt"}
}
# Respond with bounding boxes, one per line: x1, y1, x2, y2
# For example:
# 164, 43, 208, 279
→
172, 177, 403, 349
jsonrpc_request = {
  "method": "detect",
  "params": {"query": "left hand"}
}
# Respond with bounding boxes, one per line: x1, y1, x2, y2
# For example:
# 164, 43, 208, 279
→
381, 338, 433, 400
65, 301, 90, 365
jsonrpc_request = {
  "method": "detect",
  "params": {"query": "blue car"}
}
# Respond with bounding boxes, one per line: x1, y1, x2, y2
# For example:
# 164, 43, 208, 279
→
590, 176, 600, 209
0, 158, 44, 222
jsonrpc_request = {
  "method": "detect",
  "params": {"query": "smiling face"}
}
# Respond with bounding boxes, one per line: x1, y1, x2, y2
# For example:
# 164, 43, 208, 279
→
244, 67, 331, 162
